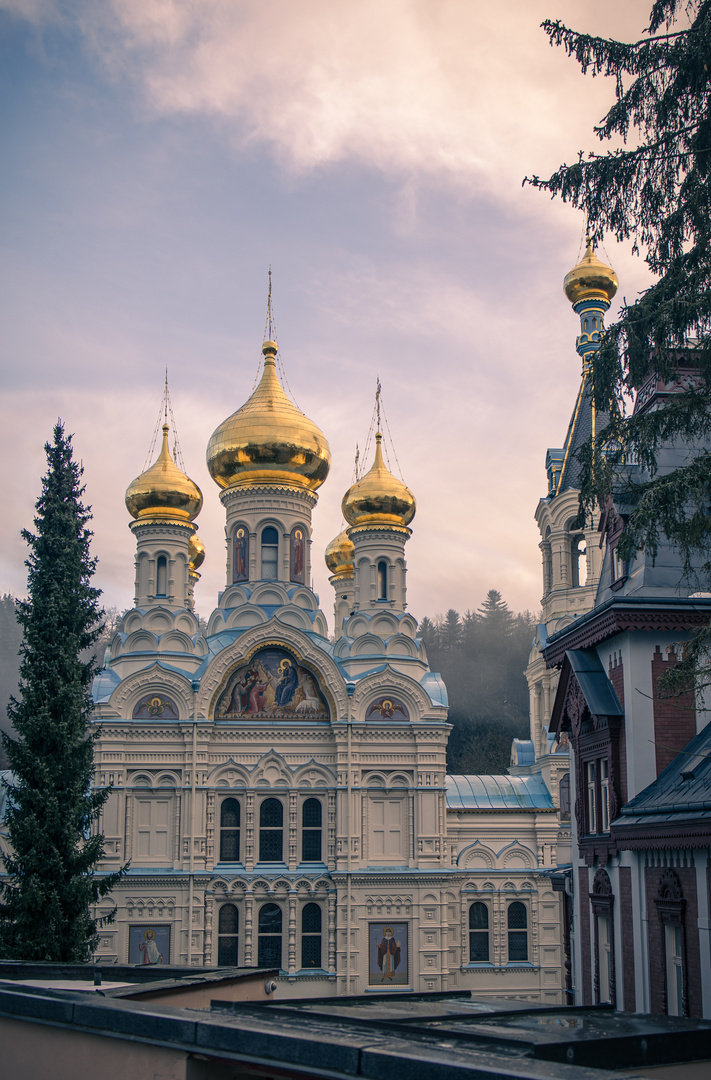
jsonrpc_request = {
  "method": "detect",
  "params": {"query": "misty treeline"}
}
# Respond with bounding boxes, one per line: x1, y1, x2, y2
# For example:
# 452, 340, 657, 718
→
0, 595, 121, 769
419, 590, 537, 776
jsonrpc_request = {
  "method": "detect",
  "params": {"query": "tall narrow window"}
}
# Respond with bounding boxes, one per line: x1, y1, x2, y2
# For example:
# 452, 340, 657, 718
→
302, 798, 322, 862
508, 902, 528, 961
377, 560, 388, 600
219, 798, 240, 862
259, 798, 283, 862
261, 526, 279, 580
600, 759, 610, 832
301, 902, 322, 969
571, 535, 587, 587
598, 915, 611, 1003
586, 761, 597, 834
156, 555, 168, 597
469, 902, 489, 962
258, 903, 282, 968
665, 924, 684, 1016
559, 773, 571, 820
218, 904, 239, 966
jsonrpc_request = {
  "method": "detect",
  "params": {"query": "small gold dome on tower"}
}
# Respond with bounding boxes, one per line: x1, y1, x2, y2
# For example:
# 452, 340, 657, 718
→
189, 533, 205, 571
325, 529, 355, 577
206, 341, 331, 491
342, 434, 416, 528
126, 425, 203, 522
564, 240, 618, 305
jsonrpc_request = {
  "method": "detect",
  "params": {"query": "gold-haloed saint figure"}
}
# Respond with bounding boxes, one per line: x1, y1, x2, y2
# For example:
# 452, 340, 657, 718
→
377, 926, 402, 981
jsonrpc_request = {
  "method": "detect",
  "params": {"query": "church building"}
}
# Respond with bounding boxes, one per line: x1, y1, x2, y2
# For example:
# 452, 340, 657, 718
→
88, 301, 572, 999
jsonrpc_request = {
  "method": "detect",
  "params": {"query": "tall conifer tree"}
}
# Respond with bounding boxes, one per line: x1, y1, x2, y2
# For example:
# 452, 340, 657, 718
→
0, 424, 124, 960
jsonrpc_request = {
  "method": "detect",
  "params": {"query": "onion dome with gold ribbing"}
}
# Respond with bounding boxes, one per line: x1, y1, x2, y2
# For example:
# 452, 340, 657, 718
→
189, 533, 205, 571
342, 433, 416, 528
126, 424, 203, 521
325, 529, 354, 577
206, 341, 331, 491
564, 240, 618, 305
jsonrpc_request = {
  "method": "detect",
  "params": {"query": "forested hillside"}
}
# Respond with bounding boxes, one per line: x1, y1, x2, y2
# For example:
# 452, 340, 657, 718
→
419, 590, 537, 775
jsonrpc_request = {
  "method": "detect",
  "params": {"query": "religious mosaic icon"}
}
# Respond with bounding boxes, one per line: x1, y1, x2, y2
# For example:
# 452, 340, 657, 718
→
365, 697, 409, 721
369, 922, 408, 986
129, 924, 170, 965
216, 647, 329, 720
233, 524, 249, 583
290, 526, 305, 584
132, 695, 179, 720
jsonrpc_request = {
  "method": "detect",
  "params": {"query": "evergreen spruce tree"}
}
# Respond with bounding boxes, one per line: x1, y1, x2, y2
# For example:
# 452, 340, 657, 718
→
527, 0, 711, 689
527, 1, 711, 569
0, 424, 125, 960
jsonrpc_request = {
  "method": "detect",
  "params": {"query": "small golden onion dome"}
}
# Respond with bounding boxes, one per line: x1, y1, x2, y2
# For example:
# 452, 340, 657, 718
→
342, 433, 416, 528
564, 240, 618, 305
325, 529, 355, 577
189, 533, 205, 571
126, 425, 203, 522
206, 341, 331, 491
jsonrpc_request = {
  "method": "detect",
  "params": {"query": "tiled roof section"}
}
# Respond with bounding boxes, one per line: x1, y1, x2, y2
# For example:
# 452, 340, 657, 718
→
613, 720, 711, 829
445, 774, 554, 810
556, 378, 595, 495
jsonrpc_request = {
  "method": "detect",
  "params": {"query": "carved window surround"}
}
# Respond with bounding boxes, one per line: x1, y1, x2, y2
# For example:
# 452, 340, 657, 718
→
654, 868, 688, 1017
590, 867, 616, 1008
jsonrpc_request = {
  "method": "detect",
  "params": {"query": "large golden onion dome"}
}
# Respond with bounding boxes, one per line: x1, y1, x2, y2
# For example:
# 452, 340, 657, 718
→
206, 341, 331, 491
189, 533, 205, 571
342, 433, 416, 528
126, 424, 203, 522
325, 529, 355, 577
564, 240, 618, 305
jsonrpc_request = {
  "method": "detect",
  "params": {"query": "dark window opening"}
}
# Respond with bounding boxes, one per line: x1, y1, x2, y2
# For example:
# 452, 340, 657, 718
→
259, 798, 283, 862
508, 902, 528, 961
301, 902, 322, 968
258, 902, 282, 968
302, 798, 322, 862
218, 903, 239, 966
377, 560, 388, 600
156, 555, 168, 597
220, 797, 240, 862
469, 902, 489, 962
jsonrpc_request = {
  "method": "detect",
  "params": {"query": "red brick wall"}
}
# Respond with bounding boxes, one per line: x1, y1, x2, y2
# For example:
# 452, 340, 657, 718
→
651, 647, 696, 776
578, 865, 592, 1005
645, 864, 701, 1017
608, 653, 627, 804
619, 867, 636, 1012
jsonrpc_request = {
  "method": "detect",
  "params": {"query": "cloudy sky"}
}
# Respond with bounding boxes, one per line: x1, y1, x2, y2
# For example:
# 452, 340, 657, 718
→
0, 0, 656, 629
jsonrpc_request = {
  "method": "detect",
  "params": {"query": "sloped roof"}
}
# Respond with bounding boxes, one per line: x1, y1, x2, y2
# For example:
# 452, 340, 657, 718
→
613, 720, 711, 844
446, 774, 554, 811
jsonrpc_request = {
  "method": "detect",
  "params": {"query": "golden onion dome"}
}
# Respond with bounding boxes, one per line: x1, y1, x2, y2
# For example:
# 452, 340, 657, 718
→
564, 240, 618, 305
325, 529, 355, 577
126, 425, 203, 522
342, 433, 416, 528
189, 533, 205, 571
206, 341, 331, 491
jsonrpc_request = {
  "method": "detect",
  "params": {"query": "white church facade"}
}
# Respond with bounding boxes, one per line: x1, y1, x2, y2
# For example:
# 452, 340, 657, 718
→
84, 282, 593, 998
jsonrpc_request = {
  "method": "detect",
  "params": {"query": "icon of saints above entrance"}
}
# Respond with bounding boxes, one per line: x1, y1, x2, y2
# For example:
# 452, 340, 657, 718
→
215, 648, 330, 720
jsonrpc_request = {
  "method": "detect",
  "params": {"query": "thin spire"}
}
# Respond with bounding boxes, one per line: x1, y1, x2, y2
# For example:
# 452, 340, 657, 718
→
375, 376, 382, 433
143, 370, 186, 472
263, 265, 275, 343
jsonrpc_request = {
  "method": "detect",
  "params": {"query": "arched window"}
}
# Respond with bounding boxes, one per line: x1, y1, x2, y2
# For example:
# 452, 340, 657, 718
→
258, 902, 282, 968
571, 534, 587, 588
302, 798, 322, 862
559, 774, 571, 820
259, 798, 283, 862
377, 560, 388, 600
219, 798, 240, 862
301, 903, 322, 969
261, 526, 279, 580
469, 902, 489, 962
508, 902, 528, 961
233, 525, 249, 583
156, 555, 168, 597
217, 904, 239, 966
